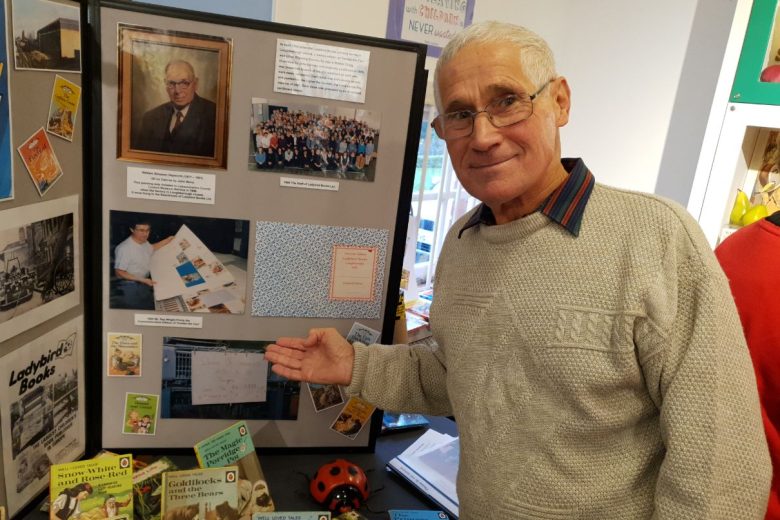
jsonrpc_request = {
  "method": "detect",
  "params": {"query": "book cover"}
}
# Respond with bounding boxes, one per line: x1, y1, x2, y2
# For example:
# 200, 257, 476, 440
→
132, 456, 178, 520
17, 127, 64, 197
252, 514, 330, 520
381, 413, 430, 434
161, 467, 239, 520
389, 511, 449, 520
49, 453, 133, 520
194, 421, 275, 515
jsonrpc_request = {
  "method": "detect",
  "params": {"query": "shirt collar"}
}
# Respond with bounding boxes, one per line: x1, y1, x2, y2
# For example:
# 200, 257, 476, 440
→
458, 158, 595, 238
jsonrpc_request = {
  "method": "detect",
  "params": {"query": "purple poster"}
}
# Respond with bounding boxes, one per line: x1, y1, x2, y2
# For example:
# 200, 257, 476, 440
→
386, 0, 475, 58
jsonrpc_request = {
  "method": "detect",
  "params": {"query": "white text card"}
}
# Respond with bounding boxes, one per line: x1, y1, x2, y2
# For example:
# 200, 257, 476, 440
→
274, 39, 369, 103
329, 245, 378, 301
191, 351, 267, 405
127, 166, 215, 205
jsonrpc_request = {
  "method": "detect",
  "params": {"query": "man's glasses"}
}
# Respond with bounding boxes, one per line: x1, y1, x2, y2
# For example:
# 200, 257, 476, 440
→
432, 79, 553, 140
165, 79, 193, 90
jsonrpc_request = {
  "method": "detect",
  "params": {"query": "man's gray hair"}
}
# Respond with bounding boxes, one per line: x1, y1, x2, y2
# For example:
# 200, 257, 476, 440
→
164, 59, 196, 79
433, 21, 557, 112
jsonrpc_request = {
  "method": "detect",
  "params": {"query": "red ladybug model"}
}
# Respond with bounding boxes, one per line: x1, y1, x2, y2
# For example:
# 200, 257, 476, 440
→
309, 459, 369, 514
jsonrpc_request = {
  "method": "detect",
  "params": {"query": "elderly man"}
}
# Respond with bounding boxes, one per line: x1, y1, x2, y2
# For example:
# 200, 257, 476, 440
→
265, 21, 771, 518
134, 59, 216, 157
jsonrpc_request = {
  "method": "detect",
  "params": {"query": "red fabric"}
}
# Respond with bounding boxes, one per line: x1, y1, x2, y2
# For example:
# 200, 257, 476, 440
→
716, 219, 780, 519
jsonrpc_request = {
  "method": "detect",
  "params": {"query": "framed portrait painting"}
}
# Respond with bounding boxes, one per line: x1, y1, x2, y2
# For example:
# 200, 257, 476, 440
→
117, 24, 232, 168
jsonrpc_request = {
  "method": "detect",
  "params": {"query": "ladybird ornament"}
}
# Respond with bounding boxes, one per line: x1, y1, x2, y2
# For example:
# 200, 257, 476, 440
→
309, 459, 369, 514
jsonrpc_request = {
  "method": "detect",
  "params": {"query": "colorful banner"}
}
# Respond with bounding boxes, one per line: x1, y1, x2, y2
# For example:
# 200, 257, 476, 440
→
386, 0, 475, 58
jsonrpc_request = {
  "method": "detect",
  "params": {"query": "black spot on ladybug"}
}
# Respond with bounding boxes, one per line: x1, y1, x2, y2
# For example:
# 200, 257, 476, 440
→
348, 466, 358, 476
330, 466, 341, 476
317, 481, 325, 492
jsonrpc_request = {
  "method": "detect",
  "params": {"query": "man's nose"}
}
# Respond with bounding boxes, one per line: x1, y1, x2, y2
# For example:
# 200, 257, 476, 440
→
470, 112, 502, 149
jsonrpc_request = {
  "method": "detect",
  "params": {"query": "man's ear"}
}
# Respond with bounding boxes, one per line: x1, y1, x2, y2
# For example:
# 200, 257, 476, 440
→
553, 77, 571, 127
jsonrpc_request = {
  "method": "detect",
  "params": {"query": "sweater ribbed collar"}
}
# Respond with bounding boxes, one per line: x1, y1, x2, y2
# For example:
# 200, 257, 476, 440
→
458, 158, 595, 238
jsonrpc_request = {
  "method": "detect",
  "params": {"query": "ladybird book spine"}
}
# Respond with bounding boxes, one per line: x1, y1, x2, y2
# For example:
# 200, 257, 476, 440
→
161, 466, 239, 520
49, 454, 134, 520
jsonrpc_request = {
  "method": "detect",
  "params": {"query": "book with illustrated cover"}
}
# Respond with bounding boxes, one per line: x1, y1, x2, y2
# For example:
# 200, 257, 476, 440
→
161, 467, 239, 520
252, 513, 330, 520
389, 511, 449, 520
194, 421, 275, 516
49, 454, 133, 520
132, 456, 178, 520
382, 413, 430, 434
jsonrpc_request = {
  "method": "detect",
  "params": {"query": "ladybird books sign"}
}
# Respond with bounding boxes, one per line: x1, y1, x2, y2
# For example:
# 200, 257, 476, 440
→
0, 317, 85, 517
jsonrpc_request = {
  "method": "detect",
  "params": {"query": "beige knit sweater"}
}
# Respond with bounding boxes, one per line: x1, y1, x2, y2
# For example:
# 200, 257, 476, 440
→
347, 183, 771, 518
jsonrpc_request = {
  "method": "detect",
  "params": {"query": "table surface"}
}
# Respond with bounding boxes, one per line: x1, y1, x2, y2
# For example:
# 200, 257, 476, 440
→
21, 416, 457, 520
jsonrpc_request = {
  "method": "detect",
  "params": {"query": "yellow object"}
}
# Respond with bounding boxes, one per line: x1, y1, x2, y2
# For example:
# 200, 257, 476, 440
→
729, 190, 750, 226
740, 204, 768, 226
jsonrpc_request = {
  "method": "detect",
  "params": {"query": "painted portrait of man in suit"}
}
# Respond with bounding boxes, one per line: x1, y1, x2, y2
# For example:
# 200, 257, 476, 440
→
133, 59, 216, 157
118, 25, 231, 169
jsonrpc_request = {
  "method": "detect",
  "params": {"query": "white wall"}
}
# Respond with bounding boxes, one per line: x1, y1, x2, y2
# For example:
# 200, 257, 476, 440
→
276, 1, 723, 195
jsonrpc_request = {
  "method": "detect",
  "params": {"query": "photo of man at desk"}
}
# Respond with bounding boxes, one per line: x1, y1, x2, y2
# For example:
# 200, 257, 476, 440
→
132, 59, 217, 158
265, 20, 772, 519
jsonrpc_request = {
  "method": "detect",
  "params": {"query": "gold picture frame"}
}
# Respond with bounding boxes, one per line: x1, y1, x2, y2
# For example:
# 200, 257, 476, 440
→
117, 24, 232, 169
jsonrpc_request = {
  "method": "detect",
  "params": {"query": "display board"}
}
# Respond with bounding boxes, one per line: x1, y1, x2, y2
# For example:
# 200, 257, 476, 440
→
90, 1, 426, 451
731, 0, 780, 104
0, 0, 87, 517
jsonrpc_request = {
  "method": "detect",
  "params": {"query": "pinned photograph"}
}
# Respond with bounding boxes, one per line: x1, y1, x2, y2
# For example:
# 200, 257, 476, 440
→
11, 0, 81, 72
108, 210, 249, 313
0, 196, 79, 343
160, 337, 299, 421
46, 75, 81, 141
307, 383, 344, 413
107, 332, 142, 377
17, 127, 63, 196
249, 97, 381, 182
117, 24, 232, 169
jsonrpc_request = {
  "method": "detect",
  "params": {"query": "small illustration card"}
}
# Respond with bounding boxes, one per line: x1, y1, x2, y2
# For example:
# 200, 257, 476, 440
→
107, 333, 142, 376
194, 420, 275, 515
162, 467, 239, 520
46, 75, 81, 141
330, 397, 375, 439
49, 453, 133, 520
346, 322, 381, 345
308, 383, 344, 412
17, 127, 63, 196
123, 393, 159, 435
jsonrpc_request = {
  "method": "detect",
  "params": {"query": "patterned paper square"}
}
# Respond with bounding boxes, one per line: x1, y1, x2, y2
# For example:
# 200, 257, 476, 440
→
252, 222, 388, 318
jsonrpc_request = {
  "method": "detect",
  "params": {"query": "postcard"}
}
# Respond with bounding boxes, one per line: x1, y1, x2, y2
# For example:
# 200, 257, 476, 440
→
123, 393, 159, 435
346, 322, 381, 345
17, 127, 63, 196
329, 245, 379, 301
330, 397, 375, 440
107, 332, 142, 377
46, 75, 81, 141
308, 383, 344, 413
